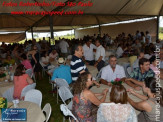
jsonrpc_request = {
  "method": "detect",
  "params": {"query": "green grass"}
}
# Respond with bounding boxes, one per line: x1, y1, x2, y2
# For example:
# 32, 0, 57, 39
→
35, 74, 66, 122
159, 32, 163, 40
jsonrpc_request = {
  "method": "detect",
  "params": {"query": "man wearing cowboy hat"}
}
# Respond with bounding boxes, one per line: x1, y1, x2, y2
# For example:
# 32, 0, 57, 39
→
51, 57, 72, 84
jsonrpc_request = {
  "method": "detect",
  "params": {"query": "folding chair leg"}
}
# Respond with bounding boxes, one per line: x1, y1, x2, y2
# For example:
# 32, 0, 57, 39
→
63, 116, 65, 122
57, 87, 58, 104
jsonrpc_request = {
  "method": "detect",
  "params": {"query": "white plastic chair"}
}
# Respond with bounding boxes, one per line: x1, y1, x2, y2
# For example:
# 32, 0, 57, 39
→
58, 86, 73, 110
21, 83, 36, 98
55, 78, 70, 103
60, 104, 78, 122
96, 67, 104, 81
67, 55, 72, 60
127, 66, 132, 77
39, 61, 48, 76
3, 86, 14, 102
24, 89, 42, 107
25, 69, 33, 78
42, 103, 52, 122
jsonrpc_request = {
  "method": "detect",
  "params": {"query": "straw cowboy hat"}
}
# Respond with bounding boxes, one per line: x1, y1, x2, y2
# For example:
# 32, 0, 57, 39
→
58, 57, 65, 64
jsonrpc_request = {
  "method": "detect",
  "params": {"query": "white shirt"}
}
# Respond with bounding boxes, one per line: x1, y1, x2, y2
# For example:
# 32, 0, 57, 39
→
41, 56, 49, 66
95, 45, 105, 61
146, 34, 151, 43
59, 40, 69, 53
116, 47, 123, 58
101, 65, 126, 82
49, 53, 58, 59
83, 44, 96, 61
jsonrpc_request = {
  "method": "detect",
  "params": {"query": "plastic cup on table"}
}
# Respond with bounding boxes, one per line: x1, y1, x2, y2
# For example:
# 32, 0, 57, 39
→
12, 99, 19, 108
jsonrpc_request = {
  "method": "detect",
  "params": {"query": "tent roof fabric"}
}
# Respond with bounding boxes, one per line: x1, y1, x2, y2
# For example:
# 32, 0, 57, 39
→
0, 33, 26, 43
0, 0, 162, 41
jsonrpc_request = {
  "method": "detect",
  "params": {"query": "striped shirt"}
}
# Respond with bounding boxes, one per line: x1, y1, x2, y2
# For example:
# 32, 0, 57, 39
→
70, 55, 88, 82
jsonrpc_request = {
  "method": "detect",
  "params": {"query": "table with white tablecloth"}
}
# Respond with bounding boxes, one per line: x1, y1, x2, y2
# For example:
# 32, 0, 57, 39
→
0, 101, 45, 122
0, 82, 14, 97
91, 80, 163, 115
87, 65, 98, 78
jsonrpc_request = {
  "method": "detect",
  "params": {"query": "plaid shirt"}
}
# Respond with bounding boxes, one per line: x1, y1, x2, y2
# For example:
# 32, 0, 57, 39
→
130, 67, 155, 81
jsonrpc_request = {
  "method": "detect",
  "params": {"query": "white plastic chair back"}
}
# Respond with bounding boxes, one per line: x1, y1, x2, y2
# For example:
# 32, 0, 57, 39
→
24, 89, 42, 106
42, 103, 52, 122
55, 78, 69, 88
96, 67, 104, 80
25, 69, 33, 78
3, 86, 14, 102
60, 104, 78, 121
21, 83, 36, 98
59, 86, 73, 102
127, 67, 132, 77
67, 55, 72, 60
58, 86, 73, 109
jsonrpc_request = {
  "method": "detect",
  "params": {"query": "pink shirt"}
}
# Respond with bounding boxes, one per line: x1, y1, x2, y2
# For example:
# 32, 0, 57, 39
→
150, 64, 159, 75
13, 74, 29, 99
22, 60, 32, 69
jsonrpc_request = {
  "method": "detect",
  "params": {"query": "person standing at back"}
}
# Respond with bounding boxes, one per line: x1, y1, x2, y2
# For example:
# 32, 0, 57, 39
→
59, 39, 69, 58
94, 39, 105, 71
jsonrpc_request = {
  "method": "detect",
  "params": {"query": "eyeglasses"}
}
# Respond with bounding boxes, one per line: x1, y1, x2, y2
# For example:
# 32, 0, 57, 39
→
88, 77, 93, 81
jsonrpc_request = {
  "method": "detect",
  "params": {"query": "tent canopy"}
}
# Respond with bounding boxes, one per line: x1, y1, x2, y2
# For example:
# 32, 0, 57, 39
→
0, 0, 163, 42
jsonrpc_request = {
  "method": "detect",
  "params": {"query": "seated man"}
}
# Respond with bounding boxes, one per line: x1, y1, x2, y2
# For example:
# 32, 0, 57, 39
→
49, 49, 58, 62
71, 44, 88, 82
51, 58, 72, 84
132, 51, 144, 69
100, 55, 126, 86
125, 58, 155, 90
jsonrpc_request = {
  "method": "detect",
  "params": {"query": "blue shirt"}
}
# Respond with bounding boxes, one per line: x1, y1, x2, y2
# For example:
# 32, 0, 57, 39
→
51, 65, 72, 84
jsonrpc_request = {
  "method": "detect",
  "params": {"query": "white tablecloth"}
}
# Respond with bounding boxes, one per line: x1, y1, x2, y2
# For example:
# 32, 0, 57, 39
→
0, 101, 45, 122
0, 82, 14, 97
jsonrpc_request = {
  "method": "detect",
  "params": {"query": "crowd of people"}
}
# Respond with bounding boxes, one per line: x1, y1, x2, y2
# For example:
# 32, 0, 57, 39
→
0, 30, 163, 121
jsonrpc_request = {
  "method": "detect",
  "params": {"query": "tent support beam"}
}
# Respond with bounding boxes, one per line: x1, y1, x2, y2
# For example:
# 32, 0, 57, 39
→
116, 0, 132, 14
95, 16, 101, 36
49, 15, 54, 39
25, 31, 27, 40
31, 27, 34, 39
156, 16, 159, 40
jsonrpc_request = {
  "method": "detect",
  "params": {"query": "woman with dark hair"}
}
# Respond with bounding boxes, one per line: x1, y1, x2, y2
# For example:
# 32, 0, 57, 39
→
20, 53, 32, 70
128, 77, 163, 122
97, 84, 137, 122
27, 45, 42, 80
72, 72, 108, 122
13, 64, 33, 100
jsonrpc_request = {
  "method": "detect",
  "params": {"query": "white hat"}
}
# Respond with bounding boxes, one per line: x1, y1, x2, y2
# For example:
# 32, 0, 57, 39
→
58, 58, 65, 64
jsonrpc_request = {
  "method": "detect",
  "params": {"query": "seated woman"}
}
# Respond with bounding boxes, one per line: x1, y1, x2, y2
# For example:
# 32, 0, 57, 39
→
127, 77, 163, 122
13, 64, 33, 100
20, 53, 32, 70
72, 72, 108, 122
41, 51, 50, 69
97, 84, 137, 122
3, 55, 15, 65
